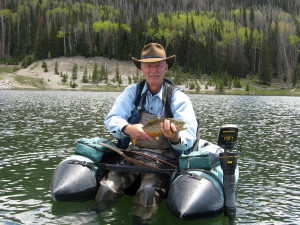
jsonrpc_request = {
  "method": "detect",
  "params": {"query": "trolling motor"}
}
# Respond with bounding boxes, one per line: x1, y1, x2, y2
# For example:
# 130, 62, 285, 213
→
218, 124, 240, 219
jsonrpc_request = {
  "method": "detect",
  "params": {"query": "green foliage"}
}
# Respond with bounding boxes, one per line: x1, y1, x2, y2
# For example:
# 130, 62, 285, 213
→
0, 0, 298, 85
223, 71, 229, 86
219, 80, 225, 92
92, 62, 99, 83
118, 75, 122, 85
293, 64, 299, 86
231, 40, 244, 78
233, 77, 242, 88
72, 63, 78, 80
54, 61, 59, 75
70, 80, 78, 88
42, 61, 48, 72
246, 84, 250, 92
82, 66, 89, 83
128, 76, 132, 84
258, 38, 272, 85
22, 55, 35, 68
57, 31, 66, 39
93, 21, 130, 33
189, 82, 195, 90
61, 73, 68, 82
196, 81, 200, 92
115, 63, 120, 80
173, 68, 183, 85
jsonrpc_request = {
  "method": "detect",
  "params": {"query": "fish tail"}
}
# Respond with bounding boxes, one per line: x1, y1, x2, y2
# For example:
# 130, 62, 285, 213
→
132, 139, 136, 146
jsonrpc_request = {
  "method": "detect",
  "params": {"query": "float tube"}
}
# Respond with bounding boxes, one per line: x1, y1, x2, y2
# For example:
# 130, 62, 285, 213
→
50, 125, 240, 220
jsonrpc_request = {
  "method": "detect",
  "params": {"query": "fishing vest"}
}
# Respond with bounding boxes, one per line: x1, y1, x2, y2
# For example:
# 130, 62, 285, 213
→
118, 78, 178, 149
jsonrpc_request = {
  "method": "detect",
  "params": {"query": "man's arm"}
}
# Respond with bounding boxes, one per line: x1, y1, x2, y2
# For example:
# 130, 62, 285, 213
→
104, 85, 136, 139
168, 91, 198, 151
104, 84, 153, 142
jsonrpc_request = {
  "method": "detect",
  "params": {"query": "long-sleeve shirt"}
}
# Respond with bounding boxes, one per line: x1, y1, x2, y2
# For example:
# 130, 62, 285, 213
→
104, 82, 198, 152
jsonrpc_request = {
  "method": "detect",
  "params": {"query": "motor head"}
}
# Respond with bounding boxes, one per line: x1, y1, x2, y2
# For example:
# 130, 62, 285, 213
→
217, 124, 238, 152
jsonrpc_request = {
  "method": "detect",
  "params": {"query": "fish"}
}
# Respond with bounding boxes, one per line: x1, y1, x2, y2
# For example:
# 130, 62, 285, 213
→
132, 118, 187, 145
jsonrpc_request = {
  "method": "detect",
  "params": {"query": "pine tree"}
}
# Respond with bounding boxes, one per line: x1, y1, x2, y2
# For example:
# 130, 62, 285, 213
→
223, 71, 229, 87
92, 62, 99, 83
82, 66, 89, 83
233, 77, 242, 88
292, 64, 299, 87
62, 73, 68, 83
72, 63, 78, 80
70, 80, 77, 88
219, 80, 225, 92
42, 61, 48, 72
196, 80, 200, 92
246, 84, 250, 93
258, 38, 272, 85
231, 40, 244, 78
54, 61, 59, 75
115, 63, 120, 81
100, 65, 106, 82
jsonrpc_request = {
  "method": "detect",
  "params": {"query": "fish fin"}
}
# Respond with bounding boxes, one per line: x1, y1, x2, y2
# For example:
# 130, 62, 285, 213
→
132, 139, 136, 146
169, 128, 173, 135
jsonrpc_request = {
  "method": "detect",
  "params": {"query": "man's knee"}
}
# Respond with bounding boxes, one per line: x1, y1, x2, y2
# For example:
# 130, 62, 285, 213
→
95, 181, 120, 202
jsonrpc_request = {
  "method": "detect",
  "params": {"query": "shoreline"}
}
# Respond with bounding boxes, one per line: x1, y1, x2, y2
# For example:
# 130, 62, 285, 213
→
0, 56, 299, 96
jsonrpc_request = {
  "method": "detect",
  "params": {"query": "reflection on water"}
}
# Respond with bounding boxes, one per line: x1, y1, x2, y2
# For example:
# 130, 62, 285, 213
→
190, 95, 300, 224
0, 90, 299, 225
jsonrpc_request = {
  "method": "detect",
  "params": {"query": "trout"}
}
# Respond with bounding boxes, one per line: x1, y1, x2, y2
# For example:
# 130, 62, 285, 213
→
132, 118, 187, 145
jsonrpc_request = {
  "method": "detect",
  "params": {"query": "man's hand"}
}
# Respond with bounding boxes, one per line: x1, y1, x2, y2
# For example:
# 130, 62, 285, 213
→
161, 119, 181, 144
123, 124, 153, 142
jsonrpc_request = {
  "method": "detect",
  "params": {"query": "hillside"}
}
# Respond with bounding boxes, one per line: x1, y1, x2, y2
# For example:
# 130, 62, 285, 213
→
0, 56, 299, 96
0, 56, 211, 91
4, 56, 137, 90
0, 56, 215, 92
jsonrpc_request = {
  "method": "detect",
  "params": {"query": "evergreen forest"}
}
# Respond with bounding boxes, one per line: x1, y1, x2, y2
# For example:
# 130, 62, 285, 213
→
0, 0, 299, 86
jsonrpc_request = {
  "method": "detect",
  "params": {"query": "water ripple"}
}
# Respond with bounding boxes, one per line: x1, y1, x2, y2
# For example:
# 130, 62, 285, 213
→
0, 91, 299, 224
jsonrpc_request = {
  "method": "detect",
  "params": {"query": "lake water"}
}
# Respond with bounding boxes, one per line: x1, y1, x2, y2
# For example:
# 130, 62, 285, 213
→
0, 90, 299, 225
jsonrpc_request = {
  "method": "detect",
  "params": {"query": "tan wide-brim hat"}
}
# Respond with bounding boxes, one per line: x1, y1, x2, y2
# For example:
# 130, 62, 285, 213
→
131, 43, 176, 70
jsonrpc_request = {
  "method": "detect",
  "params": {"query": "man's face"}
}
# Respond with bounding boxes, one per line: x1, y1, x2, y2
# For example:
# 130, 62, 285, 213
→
141, 61, 168, 90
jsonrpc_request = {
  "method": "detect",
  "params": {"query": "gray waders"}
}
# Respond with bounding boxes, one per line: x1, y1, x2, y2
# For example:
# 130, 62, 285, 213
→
94, 112, 176, 222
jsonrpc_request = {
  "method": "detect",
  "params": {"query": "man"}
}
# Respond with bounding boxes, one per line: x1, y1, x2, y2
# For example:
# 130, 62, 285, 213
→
94, 43, 197, 222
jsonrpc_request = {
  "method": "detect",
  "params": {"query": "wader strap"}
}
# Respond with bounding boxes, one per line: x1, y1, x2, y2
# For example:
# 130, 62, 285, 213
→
68, 160, 175, 176
94, 163, 175, 175
67, 160, 103, 180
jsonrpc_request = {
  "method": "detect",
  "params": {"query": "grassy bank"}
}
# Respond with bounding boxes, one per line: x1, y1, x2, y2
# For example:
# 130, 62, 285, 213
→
13, 76, 46, 89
